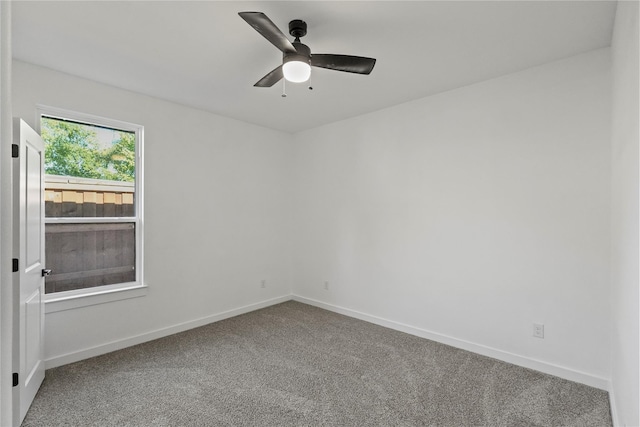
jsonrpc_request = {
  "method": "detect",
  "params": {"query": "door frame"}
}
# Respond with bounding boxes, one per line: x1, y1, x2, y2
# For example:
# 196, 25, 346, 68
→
0, 1, 14, 426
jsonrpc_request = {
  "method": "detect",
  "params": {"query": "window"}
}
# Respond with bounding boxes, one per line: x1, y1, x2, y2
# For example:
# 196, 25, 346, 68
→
38, 107, 144, 306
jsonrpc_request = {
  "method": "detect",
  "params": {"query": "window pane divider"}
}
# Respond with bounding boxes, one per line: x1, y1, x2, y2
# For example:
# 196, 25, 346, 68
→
45, 217, 136, 224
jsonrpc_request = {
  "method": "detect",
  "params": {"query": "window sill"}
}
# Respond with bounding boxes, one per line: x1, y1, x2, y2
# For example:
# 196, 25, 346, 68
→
44, 283, 148, 314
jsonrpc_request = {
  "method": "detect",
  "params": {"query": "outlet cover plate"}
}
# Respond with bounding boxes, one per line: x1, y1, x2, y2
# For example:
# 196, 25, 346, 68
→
533, 323, 544, 338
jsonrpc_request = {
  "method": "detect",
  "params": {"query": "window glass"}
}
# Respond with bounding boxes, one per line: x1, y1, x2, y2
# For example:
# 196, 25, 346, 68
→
41, 114, 141, 294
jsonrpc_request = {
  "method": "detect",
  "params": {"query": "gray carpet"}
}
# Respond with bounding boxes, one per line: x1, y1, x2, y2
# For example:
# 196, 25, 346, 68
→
22, 301, 612, 426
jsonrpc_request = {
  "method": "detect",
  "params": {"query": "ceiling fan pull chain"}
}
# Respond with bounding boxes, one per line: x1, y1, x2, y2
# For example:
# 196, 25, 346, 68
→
282, 78, 287, 98
308, 74, 313, 91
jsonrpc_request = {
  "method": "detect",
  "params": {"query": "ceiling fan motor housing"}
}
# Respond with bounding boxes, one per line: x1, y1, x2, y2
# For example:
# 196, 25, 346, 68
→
284, 41, 311, 65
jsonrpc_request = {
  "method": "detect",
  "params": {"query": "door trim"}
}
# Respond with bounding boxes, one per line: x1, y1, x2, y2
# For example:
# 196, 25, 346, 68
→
0, 1, 14, 425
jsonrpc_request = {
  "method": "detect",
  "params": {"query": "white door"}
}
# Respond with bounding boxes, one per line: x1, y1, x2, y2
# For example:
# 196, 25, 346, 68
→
12, 119, 45, 426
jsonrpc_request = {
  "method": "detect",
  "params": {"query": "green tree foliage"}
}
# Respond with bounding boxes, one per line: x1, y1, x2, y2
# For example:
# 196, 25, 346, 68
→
42, 117, 135, 182
102, 131, 135, 181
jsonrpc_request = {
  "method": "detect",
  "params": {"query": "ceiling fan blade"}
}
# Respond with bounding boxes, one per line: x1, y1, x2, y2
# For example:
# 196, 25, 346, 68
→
311, 54, 376, 75
254, 65, 284, 87
239, 12, 296, 54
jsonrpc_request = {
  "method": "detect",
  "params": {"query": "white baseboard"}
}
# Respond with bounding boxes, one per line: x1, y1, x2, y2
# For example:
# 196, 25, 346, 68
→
45, 294, 292, 369
46, 293, 611, 393
292, 295, 610, 391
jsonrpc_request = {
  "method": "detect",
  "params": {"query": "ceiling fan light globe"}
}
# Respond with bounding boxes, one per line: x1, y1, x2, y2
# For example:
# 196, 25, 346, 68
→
283, 60, 311, 83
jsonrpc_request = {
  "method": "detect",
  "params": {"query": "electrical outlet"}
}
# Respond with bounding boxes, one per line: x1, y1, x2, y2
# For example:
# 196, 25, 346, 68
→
533, 323, 544, 338
324, 281, 329, 290
261, 280, 266, 289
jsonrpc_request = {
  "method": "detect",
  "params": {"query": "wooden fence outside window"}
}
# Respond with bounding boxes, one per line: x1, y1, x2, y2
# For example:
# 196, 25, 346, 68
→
44, 175, 135, 294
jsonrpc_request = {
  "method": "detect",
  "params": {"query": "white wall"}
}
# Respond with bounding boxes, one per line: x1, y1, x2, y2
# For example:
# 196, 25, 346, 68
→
12, 60, 294, 365
292, 49, 612, 388
610, 1, 640, 425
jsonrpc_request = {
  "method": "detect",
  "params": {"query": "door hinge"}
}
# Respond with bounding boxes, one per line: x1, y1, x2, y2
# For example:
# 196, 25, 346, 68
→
11, 144, 18, 158
12, 258, 18, 273
12, 373, 18, 387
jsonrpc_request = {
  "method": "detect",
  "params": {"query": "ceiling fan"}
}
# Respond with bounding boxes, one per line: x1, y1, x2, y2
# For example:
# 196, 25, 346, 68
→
239, 12, 376, 87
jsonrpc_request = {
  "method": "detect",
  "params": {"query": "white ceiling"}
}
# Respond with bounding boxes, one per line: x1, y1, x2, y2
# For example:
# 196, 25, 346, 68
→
12, 1, 616, 133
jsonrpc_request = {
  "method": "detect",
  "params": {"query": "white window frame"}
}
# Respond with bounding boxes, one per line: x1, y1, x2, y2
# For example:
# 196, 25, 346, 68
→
36, 105, 146, 313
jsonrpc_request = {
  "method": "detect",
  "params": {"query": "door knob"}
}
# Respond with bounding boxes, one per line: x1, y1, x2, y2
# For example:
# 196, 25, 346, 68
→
41, 269, 52, 277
